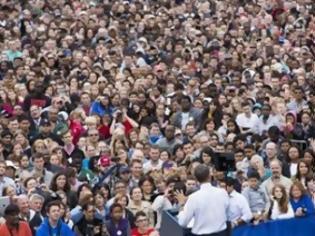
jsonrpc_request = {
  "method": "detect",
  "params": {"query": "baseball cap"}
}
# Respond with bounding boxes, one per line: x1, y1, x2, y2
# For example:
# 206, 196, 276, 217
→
253, 103, 262, 111
98, 155, 111, 167
0, 109, 10, 118
119, 166, 130, 174
162, 161, 175, 170
5, 160, 18, 170
39, 118, 50, 126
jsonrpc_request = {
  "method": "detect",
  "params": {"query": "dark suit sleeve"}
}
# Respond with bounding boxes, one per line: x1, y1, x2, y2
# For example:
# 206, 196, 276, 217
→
23, 96, 31, 111
172, 112, 180, 128
282, 162, 291, 178
67, 191, 78, 209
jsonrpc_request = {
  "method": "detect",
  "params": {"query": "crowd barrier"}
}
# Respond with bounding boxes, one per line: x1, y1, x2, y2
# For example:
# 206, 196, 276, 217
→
160, 210, 315, 236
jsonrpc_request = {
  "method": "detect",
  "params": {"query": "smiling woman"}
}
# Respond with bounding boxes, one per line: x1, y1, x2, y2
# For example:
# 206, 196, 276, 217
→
128, 186, 155, 227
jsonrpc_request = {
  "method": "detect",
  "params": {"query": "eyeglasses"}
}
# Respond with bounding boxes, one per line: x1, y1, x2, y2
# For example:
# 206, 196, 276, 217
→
136, 218, 148, 223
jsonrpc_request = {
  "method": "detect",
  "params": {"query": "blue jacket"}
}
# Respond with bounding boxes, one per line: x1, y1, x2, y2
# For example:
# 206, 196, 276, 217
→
90, 101, 115, 117
36, 218, 74, 236
290, 195, 315, 216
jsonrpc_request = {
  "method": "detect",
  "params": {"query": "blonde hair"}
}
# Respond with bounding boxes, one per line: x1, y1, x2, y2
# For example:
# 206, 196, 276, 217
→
85, 116, 97, 125
250, 154, 264, 168
32, 139, 46, 153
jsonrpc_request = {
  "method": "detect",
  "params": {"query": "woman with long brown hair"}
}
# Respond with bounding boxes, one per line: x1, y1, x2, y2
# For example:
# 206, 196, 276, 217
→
293, 159, 313, 187
268, 184, 294, 220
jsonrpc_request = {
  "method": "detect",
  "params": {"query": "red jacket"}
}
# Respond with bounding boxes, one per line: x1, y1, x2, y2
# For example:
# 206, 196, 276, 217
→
69, 119, 85, 145
131, 228, 155, 236
0, 222, 32, 236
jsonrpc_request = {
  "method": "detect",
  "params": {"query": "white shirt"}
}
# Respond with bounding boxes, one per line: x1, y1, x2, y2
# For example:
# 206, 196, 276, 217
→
256, 115, 282, 135
236, 113, 259, 133
152, 195, 174, 229
236, 158, 249, 174
270, 200, 294, 220
178, 183, 229, 235
228, 190, 253, 224
181, 112, 190, 129
290, 163, 298, 177
143, 160, 163, 174
137, 57, 148, 67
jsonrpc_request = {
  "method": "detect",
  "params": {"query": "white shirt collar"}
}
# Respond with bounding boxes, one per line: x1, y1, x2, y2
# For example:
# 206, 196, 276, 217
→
229, 190, 237, 198
200, 182, 212, 189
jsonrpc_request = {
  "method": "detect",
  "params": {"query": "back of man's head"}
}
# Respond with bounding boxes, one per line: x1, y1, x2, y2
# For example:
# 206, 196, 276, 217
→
194, 164, 210, 183
225, 177, 236, 188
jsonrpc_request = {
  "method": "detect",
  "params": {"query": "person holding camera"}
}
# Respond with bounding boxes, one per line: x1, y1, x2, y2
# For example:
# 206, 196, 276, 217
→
289, 181, 315, 217
74, 202, 109, 236
152, 176, 179, 230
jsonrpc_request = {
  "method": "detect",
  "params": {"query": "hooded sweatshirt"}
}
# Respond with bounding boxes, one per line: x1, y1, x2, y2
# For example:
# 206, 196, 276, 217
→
282, 111, 304, 140
36, 218, 74, 236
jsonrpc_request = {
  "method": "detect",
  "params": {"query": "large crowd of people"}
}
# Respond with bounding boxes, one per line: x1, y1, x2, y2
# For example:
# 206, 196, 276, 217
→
0, 0, 315, 235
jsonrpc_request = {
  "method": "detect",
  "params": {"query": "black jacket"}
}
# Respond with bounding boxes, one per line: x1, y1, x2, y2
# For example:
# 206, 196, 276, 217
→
74, 217, 107, 236
20, 210, 43, 236
62, 147, 85, 168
